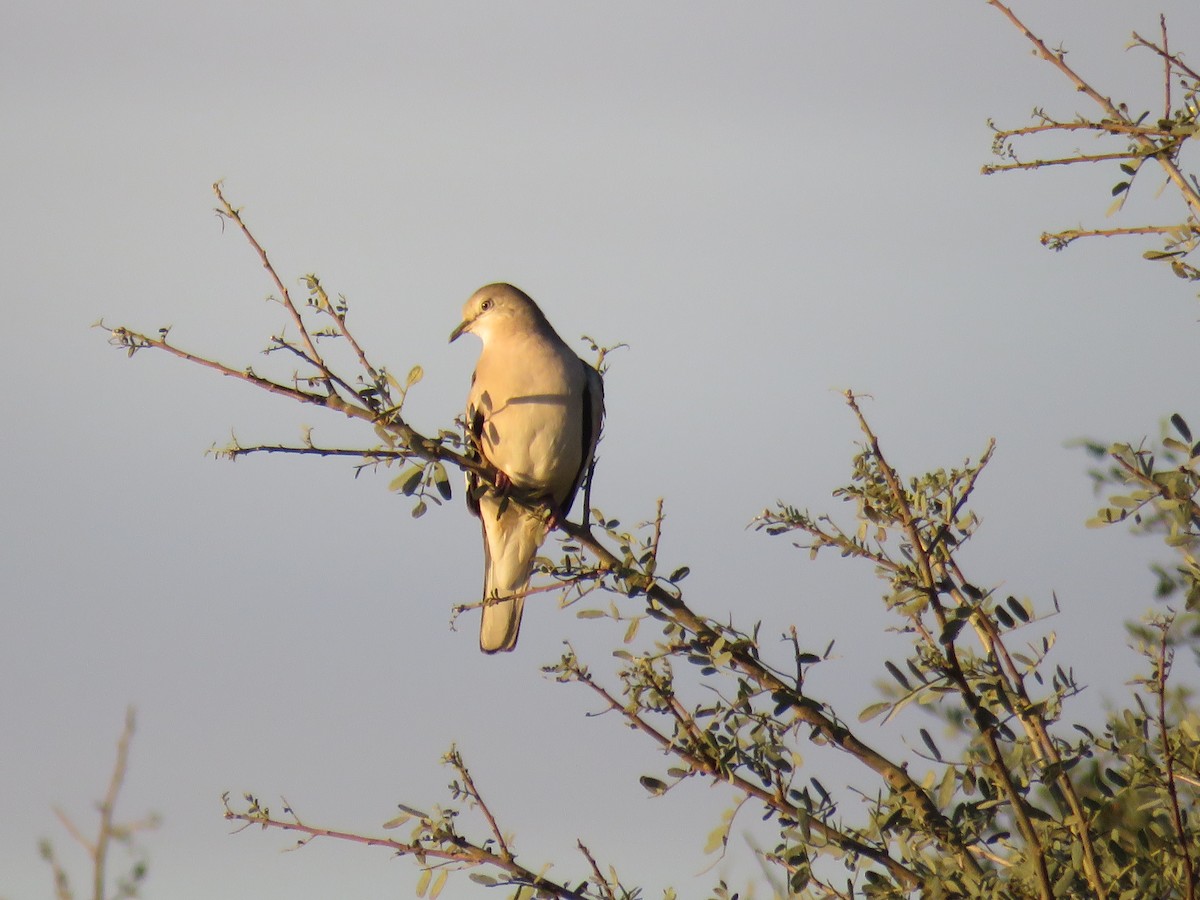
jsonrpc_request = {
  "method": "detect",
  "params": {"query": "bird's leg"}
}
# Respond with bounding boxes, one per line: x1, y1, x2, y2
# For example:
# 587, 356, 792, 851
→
492, 467, 512, 493
544, 501, 570, 533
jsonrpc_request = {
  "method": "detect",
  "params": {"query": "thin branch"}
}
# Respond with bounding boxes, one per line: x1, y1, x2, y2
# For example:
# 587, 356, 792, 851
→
991, 120, 1172, 140
264, 336, 362, 402
303, 275, 387, 403
1162, 15, 1171, 122
1155, 621, 1197, 899
101, 324, 371, 421
981, 150, 1143, 174
212, 442, 410, 462
577, 841, 616, 900
450, 750, 511, 863
1130, 30, 1200, 86
52, 808, 95, 856
93, 707, 136, 900
223, 798, 595, 900
213, 183, 338, 399
1042, 223, 1200, 248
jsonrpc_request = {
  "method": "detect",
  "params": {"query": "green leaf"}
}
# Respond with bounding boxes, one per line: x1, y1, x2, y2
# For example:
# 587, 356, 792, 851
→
1111, 180, 1130, 196
391, 465, 424, 496
411, 499, 427, 519
859, 701, 891, 722
639, 775, 667, 795
1007, 596, 1030, 623
381, 811, 412, 829
920, 727, 941, 761
940, 617, 966, 644
430, 869, 448, 900
1171, 413, 1192, 443
416, 868, 431, 897
884, 660, 911, 690
432, 462, 452, 501
406, 364, 424, 387
703, 820, 729, 854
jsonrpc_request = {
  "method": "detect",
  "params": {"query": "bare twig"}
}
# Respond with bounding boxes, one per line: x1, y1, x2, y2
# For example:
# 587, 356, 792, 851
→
981, 150, 1144, 174
1162, 15, 1171, 122
223, 793, 595, 900
94, 708, 136, 900
1042, 223, 1200, 248
213, 183, 338, 399
991, 121, 1172, 140
448, 749, 511, 863
577, 841, 616, 900
1130, 29, 1200, 86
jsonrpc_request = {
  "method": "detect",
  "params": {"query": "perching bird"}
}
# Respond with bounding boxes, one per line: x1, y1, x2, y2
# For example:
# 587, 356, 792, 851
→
449, 283, 604, 653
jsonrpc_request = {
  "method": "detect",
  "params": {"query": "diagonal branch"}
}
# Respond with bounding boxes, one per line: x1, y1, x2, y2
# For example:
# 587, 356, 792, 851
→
213, 183, 340, 399
1130, 28, 1200, 86
223, 793, 596, 900
1154, 621, 1198, 899
562, 657, 923, 889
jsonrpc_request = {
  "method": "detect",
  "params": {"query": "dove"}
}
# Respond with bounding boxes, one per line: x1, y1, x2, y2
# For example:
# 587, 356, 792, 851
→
449, 283, 604, 653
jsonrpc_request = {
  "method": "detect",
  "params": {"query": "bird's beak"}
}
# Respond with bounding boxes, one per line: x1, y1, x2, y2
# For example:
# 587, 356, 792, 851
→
448, 318, 471, 343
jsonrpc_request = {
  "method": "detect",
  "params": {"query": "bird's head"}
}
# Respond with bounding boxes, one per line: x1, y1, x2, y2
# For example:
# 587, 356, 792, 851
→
449, 283, 548, 344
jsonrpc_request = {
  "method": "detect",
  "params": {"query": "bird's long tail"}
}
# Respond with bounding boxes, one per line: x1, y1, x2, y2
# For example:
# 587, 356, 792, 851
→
478, 497, 544, 653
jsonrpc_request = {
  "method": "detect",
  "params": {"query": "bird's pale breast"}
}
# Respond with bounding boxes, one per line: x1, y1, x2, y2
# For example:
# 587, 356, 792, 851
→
471, 333, 585, 502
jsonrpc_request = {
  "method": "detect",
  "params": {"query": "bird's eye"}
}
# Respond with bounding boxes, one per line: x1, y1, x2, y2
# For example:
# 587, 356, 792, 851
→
480, 298, 494, 311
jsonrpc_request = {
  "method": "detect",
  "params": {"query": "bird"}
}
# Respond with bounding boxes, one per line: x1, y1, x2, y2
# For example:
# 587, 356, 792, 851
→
449, 283, 605, 653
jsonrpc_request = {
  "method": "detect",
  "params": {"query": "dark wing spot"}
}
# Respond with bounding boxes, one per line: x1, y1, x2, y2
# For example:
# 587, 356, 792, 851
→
466, 407, 485, 517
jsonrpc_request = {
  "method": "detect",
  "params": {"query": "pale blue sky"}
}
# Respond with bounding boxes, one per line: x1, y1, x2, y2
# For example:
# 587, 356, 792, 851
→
4, 2, 1200, 897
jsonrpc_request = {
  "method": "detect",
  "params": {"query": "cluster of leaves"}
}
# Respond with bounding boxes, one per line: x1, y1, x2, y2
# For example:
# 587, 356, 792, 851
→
1080, 413, 1200, 613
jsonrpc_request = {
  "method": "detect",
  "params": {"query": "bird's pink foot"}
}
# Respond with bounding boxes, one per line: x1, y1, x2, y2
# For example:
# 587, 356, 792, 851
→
545, 504, 569, 531
493, 469, 511, 493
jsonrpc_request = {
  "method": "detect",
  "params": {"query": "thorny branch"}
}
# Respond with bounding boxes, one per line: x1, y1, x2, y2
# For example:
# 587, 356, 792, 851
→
985, 1, 1200, 274
223, 751, 624, 900
553, 648, 924, 888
